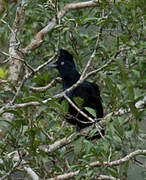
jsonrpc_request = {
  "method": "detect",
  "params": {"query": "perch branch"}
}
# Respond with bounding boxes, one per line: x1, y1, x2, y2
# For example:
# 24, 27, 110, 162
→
0, 48, 143, 114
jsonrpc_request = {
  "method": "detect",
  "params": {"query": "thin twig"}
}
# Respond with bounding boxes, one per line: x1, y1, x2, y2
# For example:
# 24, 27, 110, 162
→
33, 54, 57, 73
80, 21, 103, 79
11, 75, 27, 104
0, 51, 34, 72
64, 94, 94, 123
29, 77, 62, 92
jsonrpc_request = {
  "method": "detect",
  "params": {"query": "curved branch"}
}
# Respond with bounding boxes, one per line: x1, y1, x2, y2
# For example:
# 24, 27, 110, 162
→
46, 149, 146, 180
90, 149, 146, 167
46, 171, 79, 180
23, 1, 100, 53
39, 134, 74, 153
29, 77, 62, 91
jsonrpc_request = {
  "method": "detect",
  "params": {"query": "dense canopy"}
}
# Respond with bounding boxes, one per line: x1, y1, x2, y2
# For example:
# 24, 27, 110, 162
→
0, 0, 145, 179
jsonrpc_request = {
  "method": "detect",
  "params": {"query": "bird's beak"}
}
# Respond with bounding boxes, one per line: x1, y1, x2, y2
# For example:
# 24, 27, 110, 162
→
48, 61, 58, 68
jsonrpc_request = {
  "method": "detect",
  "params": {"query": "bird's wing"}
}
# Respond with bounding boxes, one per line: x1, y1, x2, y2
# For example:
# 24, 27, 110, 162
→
73, 82, 103, 118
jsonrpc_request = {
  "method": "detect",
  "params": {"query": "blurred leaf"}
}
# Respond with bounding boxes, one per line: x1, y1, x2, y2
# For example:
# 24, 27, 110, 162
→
47, 120, 57, 130
2, 109, 23, 116
0, 68, 8, 79
33, 72, 51, 86
61, 100, 69, 115
128, 101, 140, 119
127, 85, 134, 100
73, 97, 84, 108
62, 27, 70, 33
84, 17, 98, 23
113, 135, 122, 144
84, 107, 96, 117
74, 137, 83, 155
22, 96, 42, 103
88, 128, 98, 137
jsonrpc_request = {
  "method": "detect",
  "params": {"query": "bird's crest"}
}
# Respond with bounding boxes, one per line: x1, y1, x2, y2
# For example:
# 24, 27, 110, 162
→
59, 49, 73, 61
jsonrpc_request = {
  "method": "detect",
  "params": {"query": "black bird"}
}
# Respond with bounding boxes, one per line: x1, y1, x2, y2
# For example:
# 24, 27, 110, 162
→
49, 49, 103, 130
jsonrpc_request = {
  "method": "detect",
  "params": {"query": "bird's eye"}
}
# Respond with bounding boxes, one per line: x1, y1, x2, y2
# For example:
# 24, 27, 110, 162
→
61, 61, 65, 65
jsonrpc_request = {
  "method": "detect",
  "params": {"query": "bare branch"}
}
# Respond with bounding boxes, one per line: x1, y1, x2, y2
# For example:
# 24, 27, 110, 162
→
46, 171, 120, 180
4, 0, 28, 87
39, 134, 74, 153
64, 94, 94, 123
29, 77, 62, 92
0, 50, 34, 72
135, 96, 146, 109
33, 54, 57, 73
23, 1, 100, 53
5, 150, 40, 180
45, 149, 146, 180
90, 149, 146, 167
0, 79, 7, 84
0, 47, 144, 119
80, 18, 103, 79
0, 0, 29, 132
23, 166, 39, 180
93, 174, 120, 180
46, 170, 80, 180
1, 161, 21, 180
83, 47, 130, 80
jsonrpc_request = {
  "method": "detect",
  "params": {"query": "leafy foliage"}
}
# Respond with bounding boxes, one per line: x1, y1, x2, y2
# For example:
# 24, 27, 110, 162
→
0, 0, 145, 179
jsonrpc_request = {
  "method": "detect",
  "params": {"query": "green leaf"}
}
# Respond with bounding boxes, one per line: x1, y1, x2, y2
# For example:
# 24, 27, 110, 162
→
84, 107, 96, 117
61, 100, 68, 115
47, 120, 57, 130
0, 117, 13, 126
113, 135, 122, 144
62, 27, 70, 33
22, 96, 42, 103
0, 11, 7, 21
38, 105, 48, 114
74, 137, 83, 155
127, 85, 134, 100
0, 68, 8, 79
103, 142, 110, 153
88, 128, 98, 138
2, 109, 22, 116
104, 78, 116, 94
73, 97, 84, 108
84, 17, 98, 23
128, 101, 140, 119
0, 117, 7, 122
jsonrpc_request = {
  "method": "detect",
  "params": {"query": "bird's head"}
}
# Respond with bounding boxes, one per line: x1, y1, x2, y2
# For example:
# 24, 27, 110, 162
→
49, 49, 77, 77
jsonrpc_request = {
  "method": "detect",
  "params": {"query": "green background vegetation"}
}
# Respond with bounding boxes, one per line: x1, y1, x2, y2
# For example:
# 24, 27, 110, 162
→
0, 0, 145, 179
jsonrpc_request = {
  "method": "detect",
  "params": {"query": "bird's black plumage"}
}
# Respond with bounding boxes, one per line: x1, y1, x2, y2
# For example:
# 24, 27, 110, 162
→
50, 49, 103, 129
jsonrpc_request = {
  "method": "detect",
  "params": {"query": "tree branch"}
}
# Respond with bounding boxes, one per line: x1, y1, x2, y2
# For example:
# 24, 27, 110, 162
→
23, 0, 101, 53
0, 47, 144, 115
1, 150, 40, 180
29, 77, 62, 92
90, 149, 146, 167
45, 149, 146, 180
46, 170, 80, 180
39, 134, 74, 153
